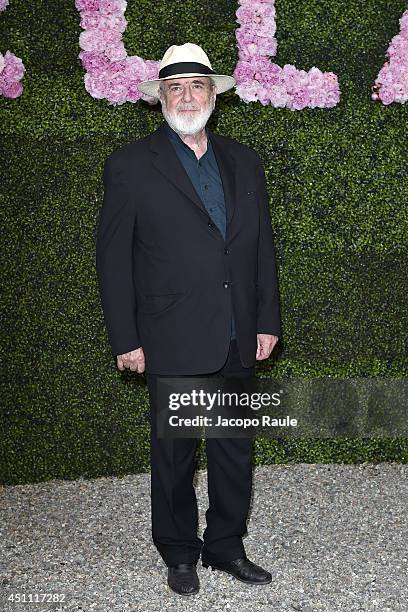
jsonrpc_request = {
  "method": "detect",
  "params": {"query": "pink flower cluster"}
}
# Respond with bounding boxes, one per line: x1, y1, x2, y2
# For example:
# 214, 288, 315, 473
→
233, 0, 340, 110
76, 0, 160, 105
0, 1, 25, 99
372, 9, 408, 105
76, 0, 341, 108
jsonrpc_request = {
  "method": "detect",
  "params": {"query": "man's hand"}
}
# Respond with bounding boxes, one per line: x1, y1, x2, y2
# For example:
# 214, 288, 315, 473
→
117, 347, 145, 373
256, 334, 279, 360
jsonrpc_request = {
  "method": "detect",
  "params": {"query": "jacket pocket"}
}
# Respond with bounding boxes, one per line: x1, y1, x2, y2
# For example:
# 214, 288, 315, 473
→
139, 291, 186, 315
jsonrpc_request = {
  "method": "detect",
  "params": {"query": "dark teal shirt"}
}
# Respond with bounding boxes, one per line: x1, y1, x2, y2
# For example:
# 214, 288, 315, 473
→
163, 120, 236, 340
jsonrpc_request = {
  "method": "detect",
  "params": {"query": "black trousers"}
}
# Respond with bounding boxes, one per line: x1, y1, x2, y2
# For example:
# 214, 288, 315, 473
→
145, 339, 255, 567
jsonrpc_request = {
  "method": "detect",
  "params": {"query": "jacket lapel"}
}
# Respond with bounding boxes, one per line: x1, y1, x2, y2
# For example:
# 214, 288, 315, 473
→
149, 122, 207, 216
149, 122, 236, 227
207, 128, 236, 227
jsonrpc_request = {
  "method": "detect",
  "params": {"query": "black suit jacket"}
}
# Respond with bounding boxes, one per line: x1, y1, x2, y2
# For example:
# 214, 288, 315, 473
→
96, 121, 281, 374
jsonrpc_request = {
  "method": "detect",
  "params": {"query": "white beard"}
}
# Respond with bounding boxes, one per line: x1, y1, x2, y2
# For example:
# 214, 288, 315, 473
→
161, 95, 215, 136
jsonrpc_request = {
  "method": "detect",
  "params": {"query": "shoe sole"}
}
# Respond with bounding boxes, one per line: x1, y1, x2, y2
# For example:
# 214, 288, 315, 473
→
167, 585, 199, 596
202, 562, 272, 585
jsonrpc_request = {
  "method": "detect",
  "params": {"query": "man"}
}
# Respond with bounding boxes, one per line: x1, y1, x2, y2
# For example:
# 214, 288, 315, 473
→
96, 43, 281, 596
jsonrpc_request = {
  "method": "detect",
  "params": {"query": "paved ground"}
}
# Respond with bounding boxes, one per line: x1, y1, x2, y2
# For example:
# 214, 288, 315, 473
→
1, 464, 407, 611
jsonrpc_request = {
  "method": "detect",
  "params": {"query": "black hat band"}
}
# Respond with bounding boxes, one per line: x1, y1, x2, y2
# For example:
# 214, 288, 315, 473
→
159, 62, 216, 79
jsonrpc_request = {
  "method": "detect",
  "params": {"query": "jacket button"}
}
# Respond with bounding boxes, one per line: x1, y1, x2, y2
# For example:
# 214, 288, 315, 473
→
223, 281, 230, 288
224, 248, 230, 255
208, 221, 215, 230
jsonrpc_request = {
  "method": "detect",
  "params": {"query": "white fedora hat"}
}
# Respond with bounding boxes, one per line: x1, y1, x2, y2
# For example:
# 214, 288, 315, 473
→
137, 42, 236, 98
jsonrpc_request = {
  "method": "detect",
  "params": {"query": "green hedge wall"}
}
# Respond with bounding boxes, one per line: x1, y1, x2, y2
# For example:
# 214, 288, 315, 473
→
1, 0, 407, 485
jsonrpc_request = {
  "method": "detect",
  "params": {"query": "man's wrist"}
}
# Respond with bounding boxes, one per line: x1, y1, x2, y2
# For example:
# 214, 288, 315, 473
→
257, 331, 280, 337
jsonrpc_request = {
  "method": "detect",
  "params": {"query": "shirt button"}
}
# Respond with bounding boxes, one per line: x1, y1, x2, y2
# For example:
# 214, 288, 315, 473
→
204, 185, 208, 190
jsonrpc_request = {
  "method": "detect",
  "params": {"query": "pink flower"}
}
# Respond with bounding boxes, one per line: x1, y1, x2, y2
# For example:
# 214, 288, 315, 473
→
269, 84, 289, 107
2, 51, 25, 81
234, 0, 340, 109
394, 81, 408, 102
125, 55, 147, 79
142, 59, 161, 81
379, 85, 396, 105
323, 72, 339, 91
1, 79, 23, 98
0, 51, 25, 98
282, 64, 297, 78
389, 62, 406, 81
99, 0, 127, 15
0, 0, 10, 12
236, 29, 277, 60
399, 17, 408, 38
99, 27, 122, 45
233, 60, 256, 84
103, 13, 127, 32
308, 88, 329, 108
80, 12, 101, 30
124, 56, 160, 85
238, 58, 280, 85
264, 62, 282, 85
255, 17, 277, 38
75, 0, 340, 108
254, 55, 276, 74
401, 24, 408, 39
236, 3, 275, 29
105, 41, 127, 61
106, 73, 129, 104
79, 50, 110, 74
282, 64, 299, 94
126, 82, 144, 102
308, 67, 324, 89
388, 35, 408, 60
296, 69, 310, 87
377, 65, 393, 85
106, 59, 127, 75
372, 9, 408, 106
289, 87, 311, 110
84, 73, 108, 99
76, 0, 160, 104
79, 29, 107, 53
82, 12, 127, 32
75, 0, 101, 11
324, 89, 341, 108
235, 82, 261, 103
256, 81, 274, 105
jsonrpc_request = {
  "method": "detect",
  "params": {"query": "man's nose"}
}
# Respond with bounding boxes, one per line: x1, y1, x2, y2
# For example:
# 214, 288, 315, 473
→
182, 86, 193, 101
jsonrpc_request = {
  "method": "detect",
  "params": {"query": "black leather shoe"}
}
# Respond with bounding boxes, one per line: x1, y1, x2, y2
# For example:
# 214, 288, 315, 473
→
202, 556, 272, 584
167, 563, 199, 596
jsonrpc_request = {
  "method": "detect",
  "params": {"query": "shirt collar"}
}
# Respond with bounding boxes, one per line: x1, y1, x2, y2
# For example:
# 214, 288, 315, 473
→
163, 120, 211, 152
